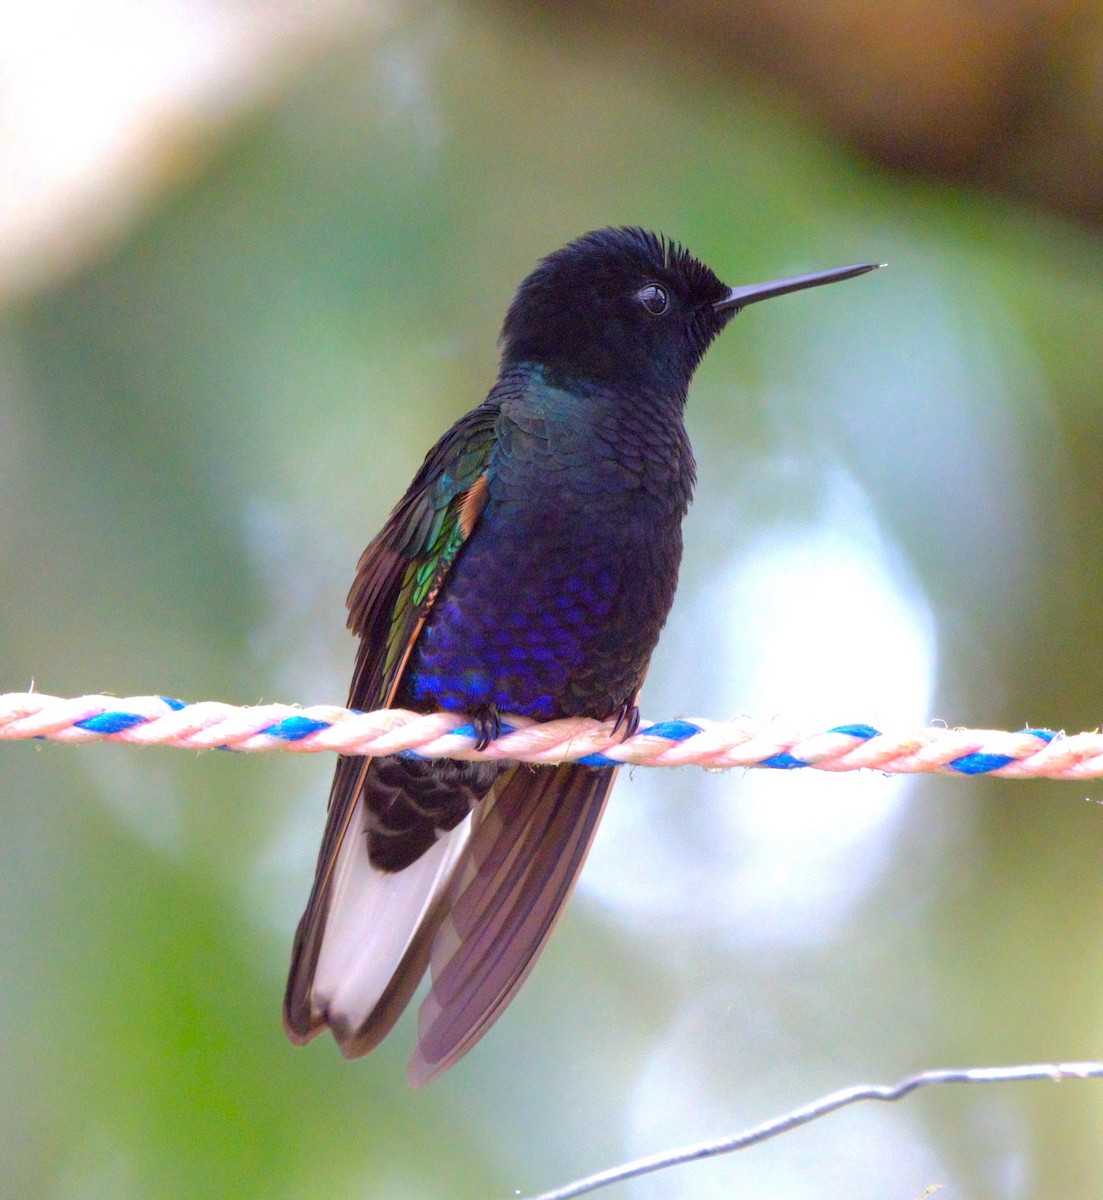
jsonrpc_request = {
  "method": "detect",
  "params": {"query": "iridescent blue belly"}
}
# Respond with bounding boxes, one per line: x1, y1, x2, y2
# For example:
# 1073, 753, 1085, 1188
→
399, 493, 681, 720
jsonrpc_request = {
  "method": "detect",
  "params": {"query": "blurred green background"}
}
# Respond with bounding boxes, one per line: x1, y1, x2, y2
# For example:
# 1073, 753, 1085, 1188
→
3, 2, 1103, 1197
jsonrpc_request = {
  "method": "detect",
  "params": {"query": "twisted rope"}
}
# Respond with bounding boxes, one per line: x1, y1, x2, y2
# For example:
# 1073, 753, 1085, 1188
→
3, 691, 1101, 777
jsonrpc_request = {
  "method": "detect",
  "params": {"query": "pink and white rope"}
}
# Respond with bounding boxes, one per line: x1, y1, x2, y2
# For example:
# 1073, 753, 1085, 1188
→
3, 691, 1102, 778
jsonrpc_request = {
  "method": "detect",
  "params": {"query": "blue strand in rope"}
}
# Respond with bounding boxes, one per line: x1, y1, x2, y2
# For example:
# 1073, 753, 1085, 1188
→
75, 711, 149, 735
758, 722, 884, 770
949, 751, 1014, 775
71, 695, 187, 736
831, 723, 882, 739
760, 751, 808, 769
576, 719, 705, 767
948, 727, 1058, 776
261, 715, 332, 741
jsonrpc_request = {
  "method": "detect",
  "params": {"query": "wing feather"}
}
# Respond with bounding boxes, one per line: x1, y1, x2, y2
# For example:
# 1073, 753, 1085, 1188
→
409, 762, 617, 1085
284, 402, 499, 1046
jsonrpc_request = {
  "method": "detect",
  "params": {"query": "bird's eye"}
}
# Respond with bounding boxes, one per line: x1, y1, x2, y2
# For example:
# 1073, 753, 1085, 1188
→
636, 284, 669, 315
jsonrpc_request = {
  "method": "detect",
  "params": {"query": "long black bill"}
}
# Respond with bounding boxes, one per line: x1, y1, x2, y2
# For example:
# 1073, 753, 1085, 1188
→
714, 262, 882, 314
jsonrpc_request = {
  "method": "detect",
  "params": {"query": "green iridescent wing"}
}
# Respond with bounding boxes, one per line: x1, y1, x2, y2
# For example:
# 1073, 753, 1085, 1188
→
344, 400, 499, 714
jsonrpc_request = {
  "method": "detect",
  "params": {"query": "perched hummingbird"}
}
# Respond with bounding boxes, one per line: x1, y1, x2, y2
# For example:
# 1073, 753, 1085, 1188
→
285, 227, 877, 1084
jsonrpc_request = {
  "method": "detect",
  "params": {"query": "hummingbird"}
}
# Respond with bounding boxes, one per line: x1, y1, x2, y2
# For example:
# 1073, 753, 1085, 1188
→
284, 227, 877, 1084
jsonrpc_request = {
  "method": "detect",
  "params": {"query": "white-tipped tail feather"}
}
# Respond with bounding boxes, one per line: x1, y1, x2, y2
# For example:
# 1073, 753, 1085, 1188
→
309, 799, 472, 1041
286, 759, 617, 1082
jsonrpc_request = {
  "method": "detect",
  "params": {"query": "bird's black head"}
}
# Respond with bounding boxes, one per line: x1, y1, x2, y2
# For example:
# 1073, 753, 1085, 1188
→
499, 226, 880, 397
499, 227, 732, 395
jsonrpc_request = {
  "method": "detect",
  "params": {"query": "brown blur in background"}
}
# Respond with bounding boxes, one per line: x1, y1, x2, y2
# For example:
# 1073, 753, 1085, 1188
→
2, 3, 1103, 1198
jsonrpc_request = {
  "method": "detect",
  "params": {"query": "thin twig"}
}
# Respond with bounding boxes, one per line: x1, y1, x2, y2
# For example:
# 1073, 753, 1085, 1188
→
518, 1061, 1103, 1200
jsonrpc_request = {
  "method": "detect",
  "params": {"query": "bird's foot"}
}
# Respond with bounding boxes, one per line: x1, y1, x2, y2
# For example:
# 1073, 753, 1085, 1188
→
468, 703, 503, 752
611, 701, 640, 741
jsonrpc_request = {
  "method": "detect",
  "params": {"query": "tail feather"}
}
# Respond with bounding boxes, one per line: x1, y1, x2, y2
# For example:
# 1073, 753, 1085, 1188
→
285, 754, 617, 1082
283, 773, 473, 1055
410, 762, 617, 1085
315, 800, 472, 1055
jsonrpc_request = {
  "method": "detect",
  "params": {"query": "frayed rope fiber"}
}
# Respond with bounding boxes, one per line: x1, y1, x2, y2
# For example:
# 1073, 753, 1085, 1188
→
3, 691, 1102, 777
